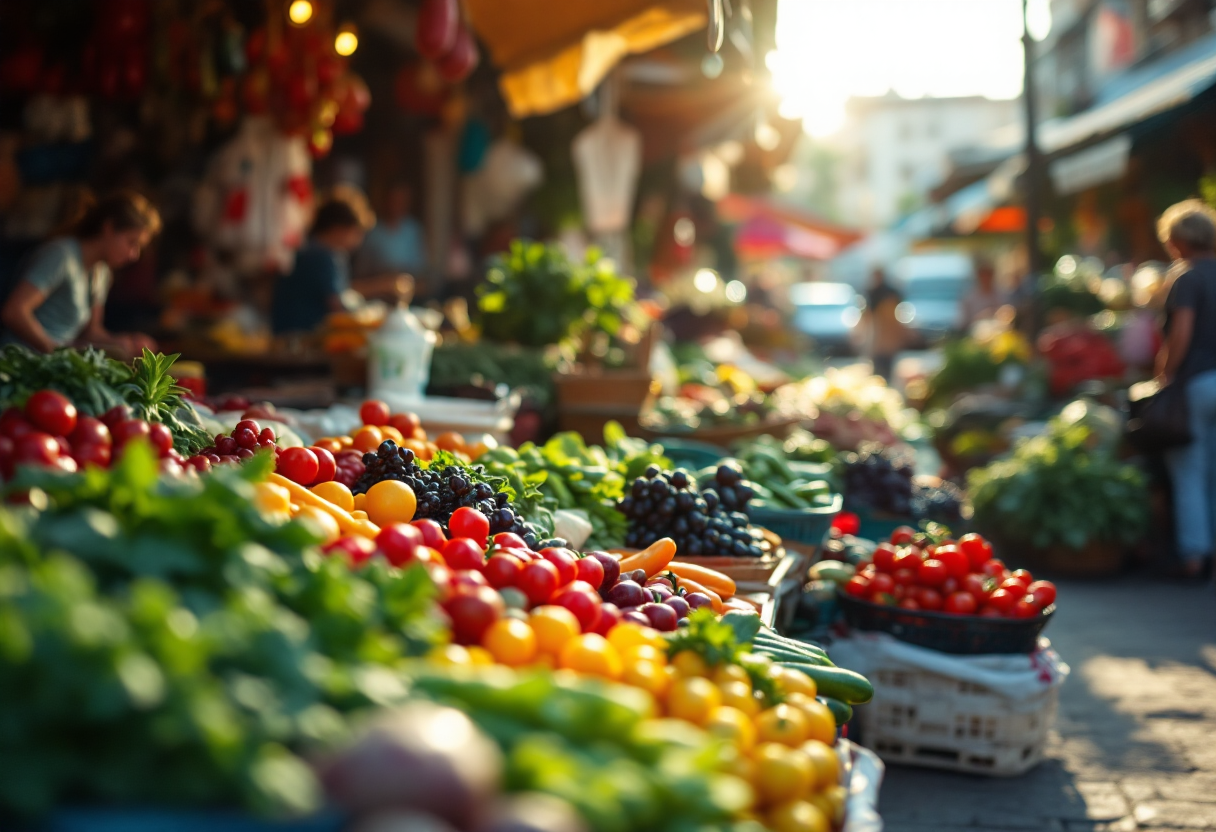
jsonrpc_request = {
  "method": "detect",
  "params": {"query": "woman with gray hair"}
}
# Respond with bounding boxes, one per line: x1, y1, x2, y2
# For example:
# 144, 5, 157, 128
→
1156, 199, 1216, 578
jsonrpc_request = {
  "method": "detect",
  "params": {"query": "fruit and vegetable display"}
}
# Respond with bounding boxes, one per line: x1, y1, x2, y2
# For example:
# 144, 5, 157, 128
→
718, 441, 836, 512
840, 443, 965, 525
1036, 322, 1125, 396
834, 526, 1057, 619
739, 430, 836, 465
919, 331, 1032, 409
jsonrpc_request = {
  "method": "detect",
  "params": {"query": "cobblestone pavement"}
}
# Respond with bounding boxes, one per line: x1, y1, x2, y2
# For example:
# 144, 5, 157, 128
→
876, 578, 1216, 832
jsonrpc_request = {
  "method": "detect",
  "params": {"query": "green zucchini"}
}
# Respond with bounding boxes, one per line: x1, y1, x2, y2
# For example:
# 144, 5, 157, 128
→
777, 662, 874, 705
818, 696, 853, 726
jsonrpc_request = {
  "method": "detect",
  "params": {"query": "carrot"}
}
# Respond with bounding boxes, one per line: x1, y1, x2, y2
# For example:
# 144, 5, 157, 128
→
617, 537, 677, 577
269, 473, 381, 538
674, 576, 724, 613
668, 561, 736, 599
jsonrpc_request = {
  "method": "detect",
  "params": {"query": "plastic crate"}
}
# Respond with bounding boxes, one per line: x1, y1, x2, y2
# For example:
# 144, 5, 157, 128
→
849, 654, 1059, 776
851, 508, 915, 544
837, 591, 1055, 654
657, 438, 726, 471
749, 493, 843, 546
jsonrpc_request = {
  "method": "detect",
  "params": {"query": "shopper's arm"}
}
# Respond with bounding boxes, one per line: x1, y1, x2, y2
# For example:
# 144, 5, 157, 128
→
1156, 306, 1194, 383
1, 282, 59, 353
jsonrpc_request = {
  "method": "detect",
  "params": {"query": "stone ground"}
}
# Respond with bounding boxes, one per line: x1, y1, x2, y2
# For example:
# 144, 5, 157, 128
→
875, 577, 1216, 832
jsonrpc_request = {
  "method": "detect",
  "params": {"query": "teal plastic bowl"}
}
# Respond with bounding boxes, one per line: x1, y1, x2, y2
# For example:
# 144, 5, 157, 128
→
749, 493, 843, 546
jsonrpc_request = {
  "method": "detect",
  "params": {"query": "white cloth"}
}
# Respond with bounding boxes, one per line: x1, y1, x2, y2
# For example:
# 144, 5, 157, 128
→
572, 115, 641, 235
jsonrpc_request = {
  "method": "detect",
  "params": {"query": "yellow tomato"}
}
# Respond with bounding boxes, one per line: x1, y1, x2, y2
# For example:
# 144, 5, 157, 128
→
296, 505, 341, 543
785, 695, 836, 745
767, 799, 829, 832
755, 704, 811, 747
558, 634, 623, 680
705, 705, 756, 751
253, 481, 292, 516
606, 622, 664, 653
465, 646, 495, 666
352, 425, 384, 453
529, 606, 581, 655
666, 676, 722, 725
799, 740, 839, 790
483, 618, 537, 667
313, 437, 343, 453
671, 650, 709, 678
776, 667, 818, 698
353, 492, 367, 511
753, 743, 814, 806
622, 644, 665, 665
364, 480, 417, 526
621, 658, 670, 698
712, 663, 752, 687
718, 680, 761, 717
428, 644, 471, 666
723, 747, 757, 784
351, 510, 370, 521
310, 480, 354, 511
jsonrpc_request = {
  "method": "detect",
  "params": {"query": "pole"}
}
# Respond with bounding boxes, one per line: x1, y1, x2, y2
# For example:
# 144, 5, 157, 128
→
1022, 0, 1043, 280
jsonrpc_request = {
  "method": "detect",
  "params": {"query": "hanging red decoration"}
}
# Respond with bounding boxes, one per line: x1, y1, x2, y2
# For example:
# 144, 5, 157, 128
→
436, 25, 479, 83
416, 0, 459, 61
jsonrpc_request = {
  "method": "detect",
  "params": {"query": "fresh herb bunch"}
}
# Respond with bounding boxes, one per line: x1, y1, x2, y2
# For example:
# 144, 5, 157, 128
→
476, 240, 639, 350
0, 346, 210, 454
0, 447, 444, 817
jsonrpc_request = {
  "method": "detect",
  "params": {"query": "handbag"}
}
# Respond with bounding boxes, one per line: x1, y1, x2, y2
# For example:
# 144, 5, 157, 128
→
1126, 378, 1192, 452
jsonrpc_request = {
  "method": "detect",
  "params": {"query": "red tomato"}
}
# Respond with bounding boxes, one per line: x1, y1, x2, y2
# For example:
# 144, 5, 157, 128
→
981, 558, 1007, 579
986, 587, 1018, 613
843, 575, 872, 598
14, 432, 59, 466
892, 567, 919, 586
1000, 578, 1029, 595
553, 586, 602, 632
360, 400, 391, 426
958, 533, 993, 570
934, 544, 969, 579
0, 408, 34, 439
101, 405, 133, 429
917, 587, 944, 611
518, 559, 560, 606
72, 443, 111, 469
870, 573, 895, 596
493, 532, 527, 550
963, 573, 995, 601
324, 535, 377, 566
918, 558, 948, 586
941, 576, 960, 596
898, 597, 921, 610
574, 555, 605, 589
146, 423, 174, 457
376, 523, 424, 567
24, 390, 77, 437
1029, 580, 1057, 608
448, 506, 489, 547
277, 447, 319, 485
889, 525, 916, 545
592, 602, 621, 636
892, 547, 922, 571
411, 519, 447, 549
449, 569, 489, 594
979, 606, 1004, 618
443, 586, 503, 645
540, 547, 578, 586
388, 412, 421, 438
943, 591, 978, 615
308, 447, 336, 484
1012, 594, 1041, 618
441, 538, 485, 571
70, 416, 110, 447
484, 553, 523, 588
1008, 569, 1034, 587
111, 419, 151, 447
871, 543, 898, 573
831, 512, 860, 536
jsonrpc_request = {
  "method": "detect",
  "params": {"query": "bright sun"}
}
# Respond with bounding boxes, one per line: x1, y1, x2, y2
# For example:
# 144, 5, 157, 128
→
770, 0, 1050, 137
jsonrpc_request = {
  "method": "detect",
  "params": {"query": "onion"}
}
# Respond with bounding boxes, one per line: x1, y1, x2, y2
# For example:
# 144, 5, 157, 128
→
606, 580, 646, 608
685, 592, 714, 611
665, 595, 691, 619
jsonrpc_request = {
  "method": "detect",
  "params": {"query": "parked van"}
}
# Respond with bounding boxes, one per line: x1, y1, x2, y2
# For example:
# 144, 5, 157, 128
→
891, 253, 974, 338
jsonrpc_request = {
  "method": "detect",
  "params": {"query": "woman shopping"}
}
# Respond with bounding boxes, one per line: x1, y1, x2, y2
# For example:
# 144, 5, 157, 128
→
1155, 199, 1216, 579
1, 191, 161, 357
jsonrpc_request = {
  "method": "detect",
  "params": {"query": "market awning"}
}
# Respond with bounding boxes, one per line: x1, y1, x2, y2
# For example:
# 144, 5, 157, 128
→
464, 0, 707, 118
722, 196, 860, 261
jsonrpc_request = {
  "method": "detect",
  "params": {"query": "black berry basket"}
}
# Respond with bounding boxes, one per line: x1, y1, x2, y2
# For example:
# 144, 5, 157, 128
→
836, 590, 1055, 654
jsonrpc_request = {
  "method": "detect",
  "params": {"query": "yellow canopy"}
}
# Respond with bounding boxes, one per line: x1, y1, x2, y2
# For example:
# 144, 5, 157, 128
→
464, 0, 707, 118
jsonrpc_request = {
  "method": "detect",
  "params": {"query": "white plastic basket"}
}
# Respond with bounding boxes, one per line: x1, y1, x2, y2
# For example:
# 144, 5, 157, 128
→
831, 633, 1068, 777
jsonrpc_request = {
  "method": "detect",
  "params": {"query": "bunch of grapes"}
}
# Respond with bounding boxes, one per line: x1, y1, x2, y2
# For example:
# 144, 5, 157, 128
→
841, 443, 915, 516
353, 439, 540, 546
189, 419, 277, 471
698, 462, 755, 513
618, 465, 764, 557
911, 479, 965, 524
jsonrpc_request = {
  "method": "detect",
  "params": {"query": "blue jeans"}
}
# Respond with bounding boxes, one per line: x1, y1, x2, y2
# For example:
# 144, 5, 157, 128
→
1165, 369, 1216, 562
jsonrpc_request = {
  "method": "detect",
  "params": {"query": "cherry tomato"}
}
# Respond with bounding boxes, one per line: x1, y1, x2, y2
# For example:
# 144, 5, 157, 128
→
958, 533, 993, 570
450, 569, 489, 594
72, 442, 111, 469
24, 390, 77, 437
70, 416, 110, 447
1000, 577, 1030, 595
186, 455, 210, 473
411, 519, 447, 548
14, 432, 59, 466
980, 558, 1008, 579
986, 587, 1018, 613
934, 544, 969, 579
376, 523, 424, 567
592, 602, 621, 636
309, 446, 336, 484
941, 576, 960, 596
574, 554, 604, 589
843, 575, 872, 598
963, 573, 995, 601
831, 511, 860, 536
898, 597, 920, 610
101, 405, 132, 429
872, 591, 898, 606
553, 586, 602, 632
917, 587, 944, 611
892, 547, 922, 571
484, 553, 523, 588
146, 422, 174, 457
1012, 594, 1041, 618
943, 591, 978, 615
0, 408, 34, 440
111, 419, 150, 447
493, 532, 527, 549
235, 419, 261, 435
323, 535, 377, 566
870, 572, 895, 595
892, 567, 918, 586
388, 412, 421, 438
890, 525, 916, 545
918, 558, 947, 586
259, 427, 277, 444
360, 399, 391, 426
1029, 580, 1057, 608
441, 537, 485, 571
1008, 569, 1034, 587
519, 559, 560, 606
276, 447, 319, 485
448, 506, 489, 547
871, 543, 898, 573
443, 586, 503, 645
540, 547, 578, 586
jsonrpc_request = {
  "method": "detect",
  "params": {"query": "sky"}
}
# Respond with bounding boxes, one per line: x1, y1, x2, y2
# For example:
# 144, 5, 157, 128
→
770, 0, 1052, 137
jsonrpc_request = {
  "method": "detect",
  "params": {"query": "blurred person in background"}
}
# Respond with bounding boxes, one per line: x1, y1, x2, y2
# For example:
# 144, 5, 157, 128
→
862, 267, 905, 381
272, 186, 375, 336
1155, 199, 1216, 579
960, 259, 1006, 330
357, 181, 425, 279
1, 190, 160, 357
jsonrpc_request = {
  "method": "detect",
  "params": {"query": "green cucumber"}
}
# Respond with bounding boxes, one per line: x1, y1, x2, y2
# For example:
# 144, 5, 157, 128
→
754, 645, 833, 667
753, 630, 830, 659
777, 662, 874, 705
818, 696, 853, 726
